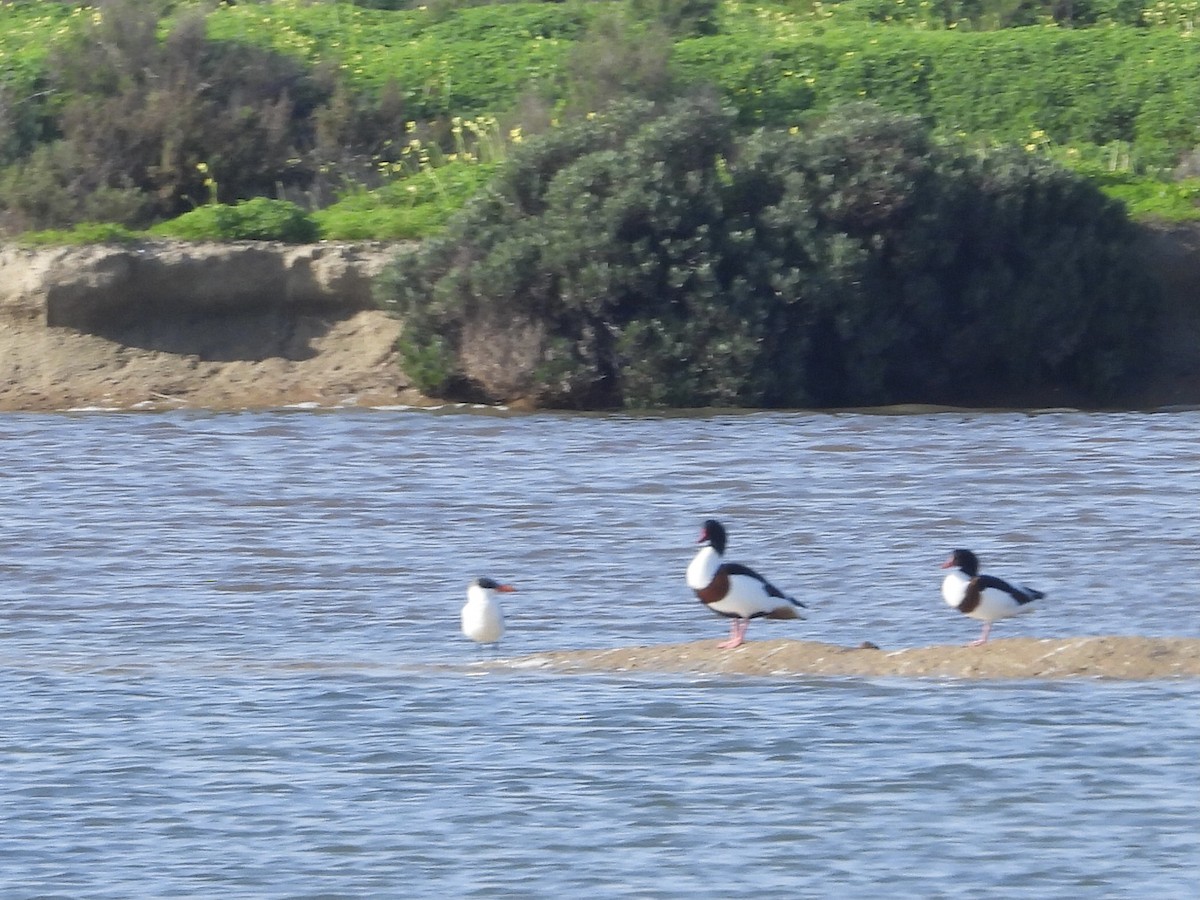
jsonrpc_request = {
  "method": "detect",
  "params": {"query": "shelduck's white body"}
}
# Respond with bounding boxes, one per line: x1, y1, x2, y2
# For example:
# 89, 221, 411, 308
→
940, 549, 1044, 646
687, 519, 805, 649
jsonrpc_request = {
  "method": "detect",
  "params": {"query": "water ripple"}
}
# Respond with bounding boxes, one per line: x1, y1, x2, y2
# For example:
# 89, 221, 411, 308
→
0, 409, 1198, 897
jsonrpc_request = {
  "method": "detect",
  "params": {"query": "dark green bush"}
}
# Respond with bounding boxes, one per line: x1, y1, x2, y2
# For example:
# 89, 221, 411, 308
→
629, 0, 721, 36
561, 9, 677, 119
0, 72, 51, 170
378, 99, 1156, 409
0, 1, 325, 229
151, 198, 319, 243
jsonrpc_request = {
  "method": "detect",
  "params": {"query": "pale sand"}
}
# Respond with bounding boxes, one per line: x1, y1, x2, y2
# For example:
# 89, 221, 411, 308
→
0, 312, 430, 412
496, 636, 1200, 680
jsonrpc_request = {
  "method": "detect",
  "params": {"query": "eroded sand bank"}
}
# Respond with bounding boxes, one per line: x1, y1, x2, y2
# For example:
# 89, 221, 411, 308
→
499, 636, 1200, 680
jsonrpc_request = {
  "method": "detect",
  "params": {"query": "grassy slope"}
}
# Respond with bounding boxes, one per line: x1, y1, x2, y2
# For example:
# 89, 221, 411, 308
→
2, 0, 1199, 239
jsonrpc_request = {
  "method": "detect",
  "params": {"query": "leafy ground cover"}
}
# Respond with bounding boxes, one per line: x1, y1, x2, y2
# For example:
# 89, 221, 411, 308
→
1, 0, 1198, 241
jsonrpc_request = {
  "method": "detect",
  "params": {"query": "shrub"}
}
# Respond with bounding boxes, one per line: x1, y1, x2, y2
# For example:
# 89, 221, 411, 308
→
15, 1, 327, 226
560, 8, 676, 119
151, 198, 319, 243
0, 135, 156, 233
378, 99, 1156, 409
629, 0, 722, 36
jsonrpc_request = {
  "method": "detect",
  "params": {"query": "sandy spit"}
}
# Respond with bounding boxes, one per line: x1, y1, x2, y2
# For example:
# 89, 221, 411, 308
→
497, 636, 1200, 680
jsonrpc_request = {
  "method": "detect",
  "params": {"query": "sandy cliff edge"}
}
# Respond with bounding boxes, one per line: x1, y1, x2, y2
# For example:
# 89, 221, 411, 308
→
493, 637, 1200, 680
0, 239, 429, 412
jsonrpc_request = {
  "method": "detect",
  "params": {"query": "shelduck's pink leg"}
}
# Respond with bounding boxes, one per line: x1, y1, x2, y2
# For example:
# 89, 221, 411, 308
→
717, 618, 749, 649
969, 623, 992, 647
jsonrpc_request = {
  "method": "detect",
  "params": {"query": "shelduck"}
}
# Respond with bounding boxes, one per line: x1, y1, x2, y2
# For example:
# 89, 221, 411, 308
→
686, 519, 806, 649
940, 549, 1044, 646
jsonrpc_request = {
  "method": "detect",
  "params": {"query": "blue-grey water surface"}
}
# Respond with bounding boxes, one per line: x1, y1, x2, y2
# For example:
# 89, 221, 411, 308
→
1, 408, 1197, 897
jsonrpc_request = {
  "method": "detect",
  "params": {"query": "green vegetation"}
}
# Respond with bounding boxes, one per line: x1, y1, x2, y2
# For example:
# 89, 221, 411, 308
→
149, 197, 320, 242
0, 0, 1193, 407
16, 221, 141, 246
675, 23, 1200, 168
2, 0, 1199, 241
1075, 166, 1200, 221
313, 159, 501, 240
379, 100, 1155, 409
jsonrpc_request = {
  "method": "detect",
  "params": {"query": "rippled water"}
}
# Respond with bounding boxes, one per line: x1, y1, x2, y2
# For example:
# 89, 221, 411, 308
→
1, 408, 1198, 897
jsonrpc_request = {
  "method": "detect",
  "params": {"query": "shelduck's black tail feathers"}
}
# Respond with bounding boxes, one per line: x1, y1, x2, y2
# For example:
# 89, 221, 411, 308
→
977, 573, 1044, 606
720, 562, 807, 607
